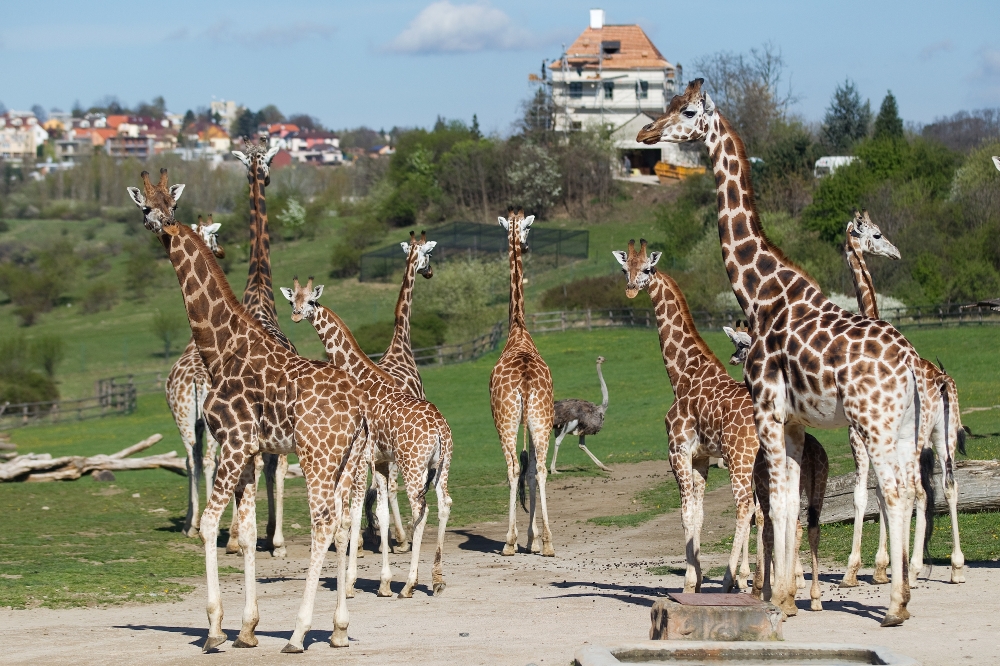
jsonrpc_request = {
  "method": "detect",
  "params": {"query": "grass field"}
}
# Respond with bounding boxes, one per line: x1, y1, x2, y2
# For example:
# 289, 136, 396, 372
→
3, 323, 999, 608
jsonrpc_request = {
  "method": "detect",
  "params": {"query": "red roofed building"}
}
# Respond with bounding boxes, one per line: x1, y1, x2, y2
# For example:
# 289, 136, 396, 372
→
267, 123, 300, 139
544, 9, 699, 172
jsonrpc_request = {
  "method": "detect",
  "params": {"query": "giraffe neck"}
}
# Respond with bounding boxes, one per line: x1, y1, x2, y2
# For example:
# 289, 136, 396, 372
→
647, 271, 726, 392
164, 225, 272, 376
844, 232, 879, 319
507, 229, 525, 333
705, 113, 815, 319
309, 304, 397, 393
388, 246, 419, 353
244, 161, 279, 323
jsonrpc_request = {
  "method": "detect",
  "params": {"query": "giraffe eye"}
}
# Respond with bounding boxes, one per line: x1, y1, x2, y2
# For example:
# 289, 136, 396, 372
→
683, 109, 696, 119
873, 234, 881, 239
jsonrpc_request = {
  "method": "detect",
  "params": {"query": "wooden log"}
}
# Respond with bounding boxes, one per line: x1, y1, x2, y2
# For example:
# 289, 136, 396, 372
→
0, 454, 77, 481
287, 464, 303, 478
820, 460, 1000, 525
108, 434, 162, 459
0, 434, 165, 481
24, 452, 186, 482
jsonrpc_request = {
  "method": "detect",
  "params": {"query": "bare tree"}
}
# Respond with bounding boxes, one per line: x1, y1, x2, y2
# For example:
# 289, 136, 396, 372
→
693, 42, 798, 154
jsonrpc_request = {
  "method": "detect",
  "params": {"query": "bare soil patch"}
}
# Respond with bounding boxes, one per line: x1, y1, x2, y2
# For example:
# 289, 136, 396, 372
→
2, 460, 995, 665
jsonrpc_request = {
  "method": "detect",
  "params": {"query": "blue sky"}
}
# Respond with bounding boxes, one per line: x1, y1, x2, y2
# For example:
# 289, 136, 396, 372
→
1, 0, 998, 134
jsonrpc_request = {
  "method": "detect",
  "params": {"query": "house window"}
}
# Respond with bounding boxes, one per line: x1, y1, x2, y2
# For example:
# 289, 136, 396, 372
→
569, 82, 583, 99
571, 121, 582, 131
603, 82, 614, 99
637, 80, 649, 99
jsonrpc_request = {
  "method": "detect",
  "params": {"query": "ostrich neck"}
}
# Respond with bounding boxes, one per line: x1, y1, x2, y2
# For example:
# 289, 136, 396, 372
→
507, 227, 526, 332
309, 304, 397, 397
844, 234, 879, 319
387, 246, 418, 354
596, 362, 609, 411
647, 271, 726, 393
164, 225, 270, 377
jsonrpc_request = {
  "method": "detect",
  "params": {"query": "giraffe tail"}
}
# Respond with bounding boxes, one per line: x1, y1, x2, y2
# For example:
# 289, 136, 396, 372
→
419, 432, 443, 502
518, 448, 529, 512
919, 446, 936, 558
363, 484, 378, 548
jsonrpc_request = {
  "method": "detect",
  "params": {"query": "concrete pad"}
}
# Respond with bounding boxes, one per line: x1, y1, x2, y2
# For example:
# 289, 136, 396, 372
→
575, 640, 920, 666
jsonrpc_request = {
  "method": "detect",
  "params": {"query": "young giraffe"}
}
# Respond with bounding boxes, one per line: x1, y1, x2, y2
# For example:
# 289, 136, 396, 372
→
127, 169, 367, 652
614, 239, 757, 592
638, 79, 926, 625
229, 139, 297, 559
281, 278, 453, 598
166, 216, 225, 538
490, 209, 555, 557
725, 323, 829, 610
840, 210, 966, 587
373, 231, 438, 553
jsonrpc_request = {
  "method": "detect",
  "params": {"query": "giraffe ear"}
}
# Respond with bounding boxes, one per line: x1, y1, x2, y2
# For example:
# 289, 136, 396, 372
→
498, 216, 510, 230
265, 145, 281, 165
279, 287, 295, 302
612, 250, 628, 267
723, 326, 738, 344
232, 151, 251, 168
647, 251, 662, 267
168, 183, 185, 203
400, 242, 411, 254
992, 156, 1000, 172
126, 186, 145, 209
206, 222, 221, 233
521, 215, 535, 231
703, 92, 716, 115
311, 285, 324, 301
422, 241, 437, 253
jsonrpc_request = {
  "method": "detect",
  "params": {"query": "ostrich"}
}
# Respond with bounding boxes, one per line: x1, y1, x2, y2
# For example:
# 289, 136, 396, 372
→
549, 356, 611, 474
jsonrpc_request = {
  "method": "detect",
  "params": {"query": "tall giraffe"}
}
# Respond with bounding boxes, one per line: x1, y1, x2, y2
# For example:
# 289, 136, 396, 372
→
127, 169, 367, 652
638, 79, 926, 625
281, 278, 452, 598
615, 239, 757, 593
165, 216, 225, 538
231, 139, 296, 559
490, 209, 555, 557
840, 210, 966, 586
374, 230, 438, 552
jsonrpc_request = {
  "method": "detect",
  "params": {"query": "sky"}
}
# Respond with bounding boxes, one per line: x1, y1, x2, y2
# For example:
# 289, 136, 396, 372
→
1, 0, 999, 135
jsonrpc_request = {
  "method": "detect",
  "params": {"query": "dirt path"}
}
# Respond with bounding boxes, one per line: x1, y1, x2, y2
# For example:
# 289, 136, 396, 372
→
3, 461, 996, 665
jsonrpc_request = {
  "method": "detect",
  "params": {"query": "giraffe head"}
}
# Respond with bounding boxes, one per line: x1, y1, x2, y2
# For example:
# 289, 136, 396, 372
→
232, 138, 280, 186
847, 209, 900, 260
401, 230, 438, 279
280, 276, 324, 323
499, 208, 534, 251
192, 214, 225, 259
612, 238, 662, 298
126, 168, 185, 237
636, 78, 715, 145
723, 320, 752, 366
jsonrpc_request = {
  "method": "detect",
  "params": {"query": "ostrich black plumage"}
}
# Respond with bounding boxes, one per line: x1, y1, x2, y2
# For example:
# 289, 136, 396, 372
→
549, 356, 610, 473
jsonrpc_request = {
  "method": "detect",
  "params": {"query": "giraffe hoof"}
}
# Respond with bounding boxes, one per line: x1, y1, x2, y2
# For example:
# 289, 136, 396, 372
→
541, 546, 555, 557
872, 572, 890, 585
397, 587, 414, 599
281, 642, 304, 653
183, 526, 199, 538
880, 614, 905, 627
233, 632, 258, 648
377, 581, 393, 597
810, 599, 823, 612
271, 546, 286, 559
330, 627, 349, 648
838, 577, 859, 589
226, 544, 241, 555
501, 543, 516, 556
433, 581, 446, 596
346, 587, 356, 599
203, 633, 227, 652
951, 567, 965, 584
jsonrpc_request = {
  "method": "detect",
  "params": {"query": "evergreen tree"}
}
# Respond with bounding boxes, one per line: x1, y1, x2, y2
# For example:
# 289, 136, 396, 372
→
821, 79, 871, 152
471, 114, 481, 140
873, 91, 904, 140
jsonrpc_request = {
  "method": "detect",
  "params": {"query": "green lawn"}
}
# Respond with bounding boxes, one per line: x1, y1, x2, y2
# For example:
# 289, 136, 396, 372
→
3, 322, 1000, 607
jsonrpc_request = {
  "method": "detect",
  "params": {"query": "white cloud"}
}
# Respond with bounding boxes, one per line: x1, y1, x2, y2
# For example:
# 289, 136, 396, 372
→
386, 1, 528, 54
166, 20, 335, 47
918, 39, 953, 61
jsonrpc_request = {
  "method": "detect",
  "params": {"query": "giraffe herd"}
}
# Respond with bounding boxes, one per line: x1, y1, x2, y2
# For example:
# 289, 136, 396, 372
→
122, 112, 981, 651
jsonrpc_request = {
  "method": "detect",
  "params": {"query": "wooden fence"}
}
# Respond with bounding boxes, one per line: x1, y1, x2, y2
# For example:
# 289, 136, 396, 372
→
0, 376, 137, 432
368, 322, 505, 366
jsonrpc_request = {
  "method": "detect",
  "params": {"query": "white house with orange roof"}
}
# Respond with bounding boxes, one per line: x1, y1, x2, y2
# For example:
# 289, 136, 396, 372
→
545, 9, 701, 175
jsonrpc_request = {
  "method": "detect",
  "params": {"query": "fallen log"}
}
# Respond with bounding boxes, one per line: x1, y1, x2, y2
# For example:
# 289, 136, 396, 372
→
820, 459, 1000, 524
0, 434, 181, 482
287, 463, 303, 479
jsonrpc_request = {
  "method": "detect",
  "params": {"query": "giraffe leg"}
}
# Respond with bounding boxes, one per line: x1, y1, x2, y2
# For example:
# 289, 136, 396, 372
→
233, 462, 261, 648
202, 425, 219, 532
841, 427, 869, 588
549, 423, 571, 474
873, 488, 890, 584
271, 455, 288, 558
432, 479, 452, 596
870, 448, 911, 626
809, 519, 822, 611
910, 471, 927, 586
752, 499, 766, 599
398, 485, 429, 599
944, 468, 965, 583
723, 491, 753, 593
262, 453, 279, 557
794, 520, 806, 590
182, 430, 200, 538
527, 415, 555, 557
691, 457, 709, 591
345, 451, 369, 598
388, 463, 410, 553
499, 421, 520, 556
739, 520, 751, 591
579, 435, 611, 472
525, 430, 540, 554
373, 469, 393, 597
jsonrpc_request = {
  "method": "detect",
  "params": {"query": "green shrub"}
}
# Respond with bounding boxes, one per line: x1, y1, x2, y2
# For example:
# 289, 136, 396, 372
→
353, 313, 449, 355
81, 282, 118, 314
0, 335, 59, 404
541, 273, 653, 311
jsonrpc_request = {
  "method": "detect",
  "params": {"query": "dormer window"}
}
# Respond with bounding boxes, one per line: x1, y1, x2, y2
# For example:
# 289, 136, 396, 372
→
636, 80, 649, 99
601, 40, 620, 55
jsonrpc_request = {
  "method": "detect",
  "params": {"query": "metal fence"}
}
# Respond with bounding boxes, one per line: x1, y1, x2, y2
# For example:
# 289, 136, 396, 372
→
359, 221, 589, 281
0, 376, 137, 432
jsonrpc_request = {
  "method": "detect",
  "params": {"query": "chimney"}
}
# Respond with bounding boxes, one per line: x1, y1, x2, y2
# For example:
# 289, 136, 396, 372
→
590, 9, 605, 30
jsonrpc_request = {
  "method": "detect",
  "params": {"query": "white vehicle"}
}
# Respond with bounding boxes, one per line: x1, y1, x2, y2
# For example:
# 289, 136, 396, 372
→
814, 155, 858, 178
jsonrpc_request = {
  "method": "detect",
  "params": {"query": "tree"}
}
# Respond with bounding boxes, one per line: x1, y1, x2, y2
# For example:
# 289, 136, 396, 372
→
231, 108, 262, 140
288, 114, 322, 131
30, 335, 64, 380
471, 114, 481, 140
873, 91, 904, 140
258, 104, 284, 124
276, 198, 307, 235
821, 79, 871, 153
31, 104, 47, 122
517, 87, 554, 144
151, 309, 187, 359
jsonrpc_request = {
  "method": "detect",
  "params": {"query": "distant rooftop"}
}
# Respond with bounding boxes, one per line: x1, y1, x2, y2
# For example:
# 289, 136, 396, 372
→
555, 24, 670, 71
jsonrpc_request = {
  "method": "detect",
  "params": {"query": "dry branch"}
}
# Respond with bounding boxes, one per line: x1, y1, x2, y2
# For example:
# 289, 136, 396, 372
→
0, 434, 186, 483
287, 464, 303, 478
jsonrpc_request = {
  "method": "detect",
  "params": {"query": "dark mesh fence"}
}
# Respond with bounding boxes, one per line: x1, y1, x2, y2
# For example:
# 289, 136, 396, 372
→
359, 221, 589, 282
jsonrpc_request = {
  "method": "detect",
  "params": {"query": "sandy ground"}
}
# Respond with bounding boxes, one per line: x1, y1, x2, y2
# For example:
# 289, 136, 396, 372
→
3, 460, 997, 665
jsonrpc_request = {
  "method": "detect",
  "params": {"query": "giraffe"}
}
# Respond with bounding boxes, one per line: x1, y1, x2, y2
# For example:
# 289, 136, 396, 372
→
165, 216, 225, 538
127, 169, 367, 652
230, 138, 297, 559
373, 230, 438, 553
637, 79, 927, 625
840, 210, 966, 587
724, 323, 830, 610
614, 239, 757, 592
490, 209, 555, 557
281, 277, 452, 598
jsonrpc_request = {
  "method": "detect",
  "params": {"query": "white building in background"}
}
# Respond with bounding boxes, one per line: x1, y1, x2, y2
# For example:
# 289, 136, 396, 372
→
543, 9, 700, 173
210, 99, 239, 129
0, 111, 49, 162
